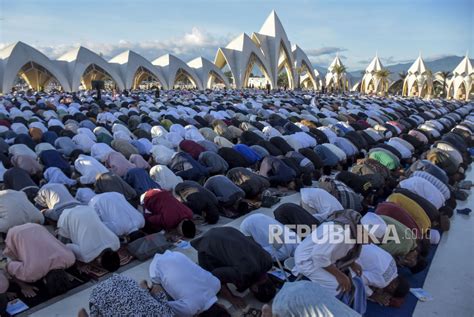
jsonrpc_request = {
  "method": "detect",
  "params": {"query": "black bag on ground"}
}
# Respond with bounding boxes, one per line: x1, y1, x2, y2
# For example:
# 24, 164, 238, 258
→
127, 233, 173, 261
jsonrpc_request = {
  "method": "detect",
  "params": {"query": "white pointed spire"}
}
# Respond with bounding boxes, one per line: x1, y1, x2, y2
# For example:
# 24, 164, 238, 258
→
328, 55, 344, 72
365, 54, 384, 73
258, 10, 287, 38
407, 55, 429, 75
452, 54, 473, 76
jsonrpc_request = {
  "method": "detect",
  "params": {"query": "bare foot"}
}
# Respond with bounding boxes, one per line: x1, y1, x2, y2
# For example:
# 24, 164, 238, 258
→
262, 304, 272, 317
150, 284, 164, 295
6, 292, 17, 301
20, 284, 38, 298
139, 280, 149, 290
78, 308, 89, 317
230, 295, 246, 310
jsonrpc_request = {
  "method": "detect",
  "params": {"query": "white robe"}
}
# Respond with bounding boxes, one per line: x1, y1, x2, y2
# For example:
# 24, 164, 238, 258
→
356, 244, 398, 296
399, 176, 445, 209
149, 251, 220, 317
293, 222, 355, 296
74, 154, 108, 185
57, 206, 120, 263
149, 165, 183, 191
89, 192, 144, 236
301, 188, 343, 221
240, 214, 299, 261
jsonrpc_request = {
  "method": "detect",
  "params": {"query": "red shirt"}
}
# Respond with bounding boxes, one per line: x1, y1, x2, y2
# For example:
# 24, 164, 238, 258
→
143, 189, 193, 231
375, 202, 422, 238
179, 140, 206, 160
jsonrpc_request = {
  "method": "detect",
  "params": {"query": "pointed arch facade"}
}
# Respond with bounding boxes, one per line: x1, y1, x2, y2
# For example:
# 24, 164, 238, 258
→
0, 42, 71, 92
188, 57, 229, 89
109, 50, 168, 90
57, 46, 125, 91
152, 54, 202, 90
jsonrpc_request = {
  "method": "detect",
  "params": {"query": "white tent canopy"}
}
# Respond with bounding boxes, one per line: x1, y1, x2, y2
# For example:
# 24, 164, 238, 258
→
251, 11, 296, 89
215, 33, 273, 89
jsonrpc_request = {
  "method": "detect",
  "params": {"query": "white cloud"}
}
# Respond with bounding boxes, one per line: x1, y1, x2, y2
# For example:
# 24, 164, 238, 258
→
305, 47, 347, 57
0, 27, 235, 63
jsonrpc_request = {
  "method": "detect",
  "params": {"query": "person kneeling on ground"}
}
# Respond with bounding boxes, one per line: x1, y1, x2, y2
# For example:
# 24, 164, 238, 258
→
361, 212, 426, 274
191, 227, 276, 309
141, 188, 196, 238
204, 175, 249, 216
258, 156, 298, 189
174, 180, 220, 224
356, 244, 410, 307
0, 189, 44, 234
226, 167, 270, 199
78, 274, 174, 317
88, 192, 145, 242
4, 223, 76, 298
57, 205, 121, 272
262, 281, 360, 317
240, 214, 300, 261
149, 250, 230, 316
293, 210, 364, 297
35, 183, 81, 222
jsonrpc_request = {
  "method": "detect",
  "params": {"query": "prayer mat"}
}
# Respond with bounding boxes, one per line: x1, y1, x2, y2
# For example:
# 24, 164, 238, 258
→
6, 271, 84, 311
365, 242, 439, 317
118, 247, 134, 266
242, 308, 262, 317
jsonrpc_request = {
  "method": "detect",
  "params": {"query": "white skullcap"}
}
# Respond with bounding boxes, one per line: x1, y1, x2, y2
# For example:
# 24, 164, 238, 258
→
430, 229, 441, 244
361, 212, 387, 239
140, 192, 147, 205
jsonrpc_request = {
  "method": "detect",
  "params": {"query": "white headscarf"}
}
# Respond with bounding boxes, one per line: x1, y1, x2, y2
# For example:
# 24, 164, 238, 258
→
149, 165, 183, 191
44, 167, 77, 187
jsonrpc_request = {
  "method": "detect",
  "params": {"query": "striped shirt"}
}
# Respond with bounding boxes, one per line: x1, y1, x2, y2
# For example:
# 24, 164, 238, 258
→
413, 171, 450, 200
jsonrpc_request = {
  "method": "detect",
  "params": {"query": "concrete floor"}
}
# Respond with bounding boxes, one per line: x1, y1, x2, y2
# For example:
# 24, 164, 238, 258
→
26, 193, 301, 317
26, 169, 474, 317
413, 166, 474, 317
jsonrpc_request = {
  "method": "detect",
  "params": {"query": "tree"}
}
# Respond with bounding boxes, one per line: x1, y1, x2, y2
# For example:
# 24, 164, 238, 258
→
398, 71, 407, 80
438, 71, 450, 98
375, 69, 391, 95
277, 71, 289, 88
332, 64, 347, 93
223, 71, 233, 85
295, 66, 305, 90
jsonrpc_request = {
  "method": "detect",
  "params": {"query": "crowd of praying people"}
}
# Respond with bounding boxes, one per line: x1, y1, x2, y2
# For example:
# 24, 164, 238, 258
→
0, 87, 471, 316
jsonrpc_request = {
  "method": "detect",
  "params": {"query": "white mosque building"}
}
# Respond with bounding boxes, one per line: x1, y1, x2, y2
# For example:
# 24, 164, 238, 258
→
325, 55, 350, 93
0, 11, 319, 94
402, 55, 433, 98
0, 10, 471, 100
359, 55, 390, 95
447, 54, 473, 101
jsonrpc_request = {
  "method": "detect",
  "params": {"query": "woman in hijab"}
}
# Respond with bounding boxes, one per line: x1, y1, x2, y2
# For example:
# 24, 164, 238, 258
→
80, 274, 174, 317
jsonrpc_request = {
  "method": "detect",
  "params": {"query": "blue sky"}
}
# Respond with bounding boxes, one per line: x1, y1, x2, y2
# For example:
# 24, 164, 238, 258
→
1, 0, 472, 70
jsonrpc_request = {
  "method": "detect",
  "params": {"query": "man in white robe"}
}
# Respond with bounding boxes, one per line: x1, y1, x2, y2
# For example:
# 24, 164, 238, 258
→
149, 250, 222, 317
89, 192, 145, 237
240, 214, 300, 261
